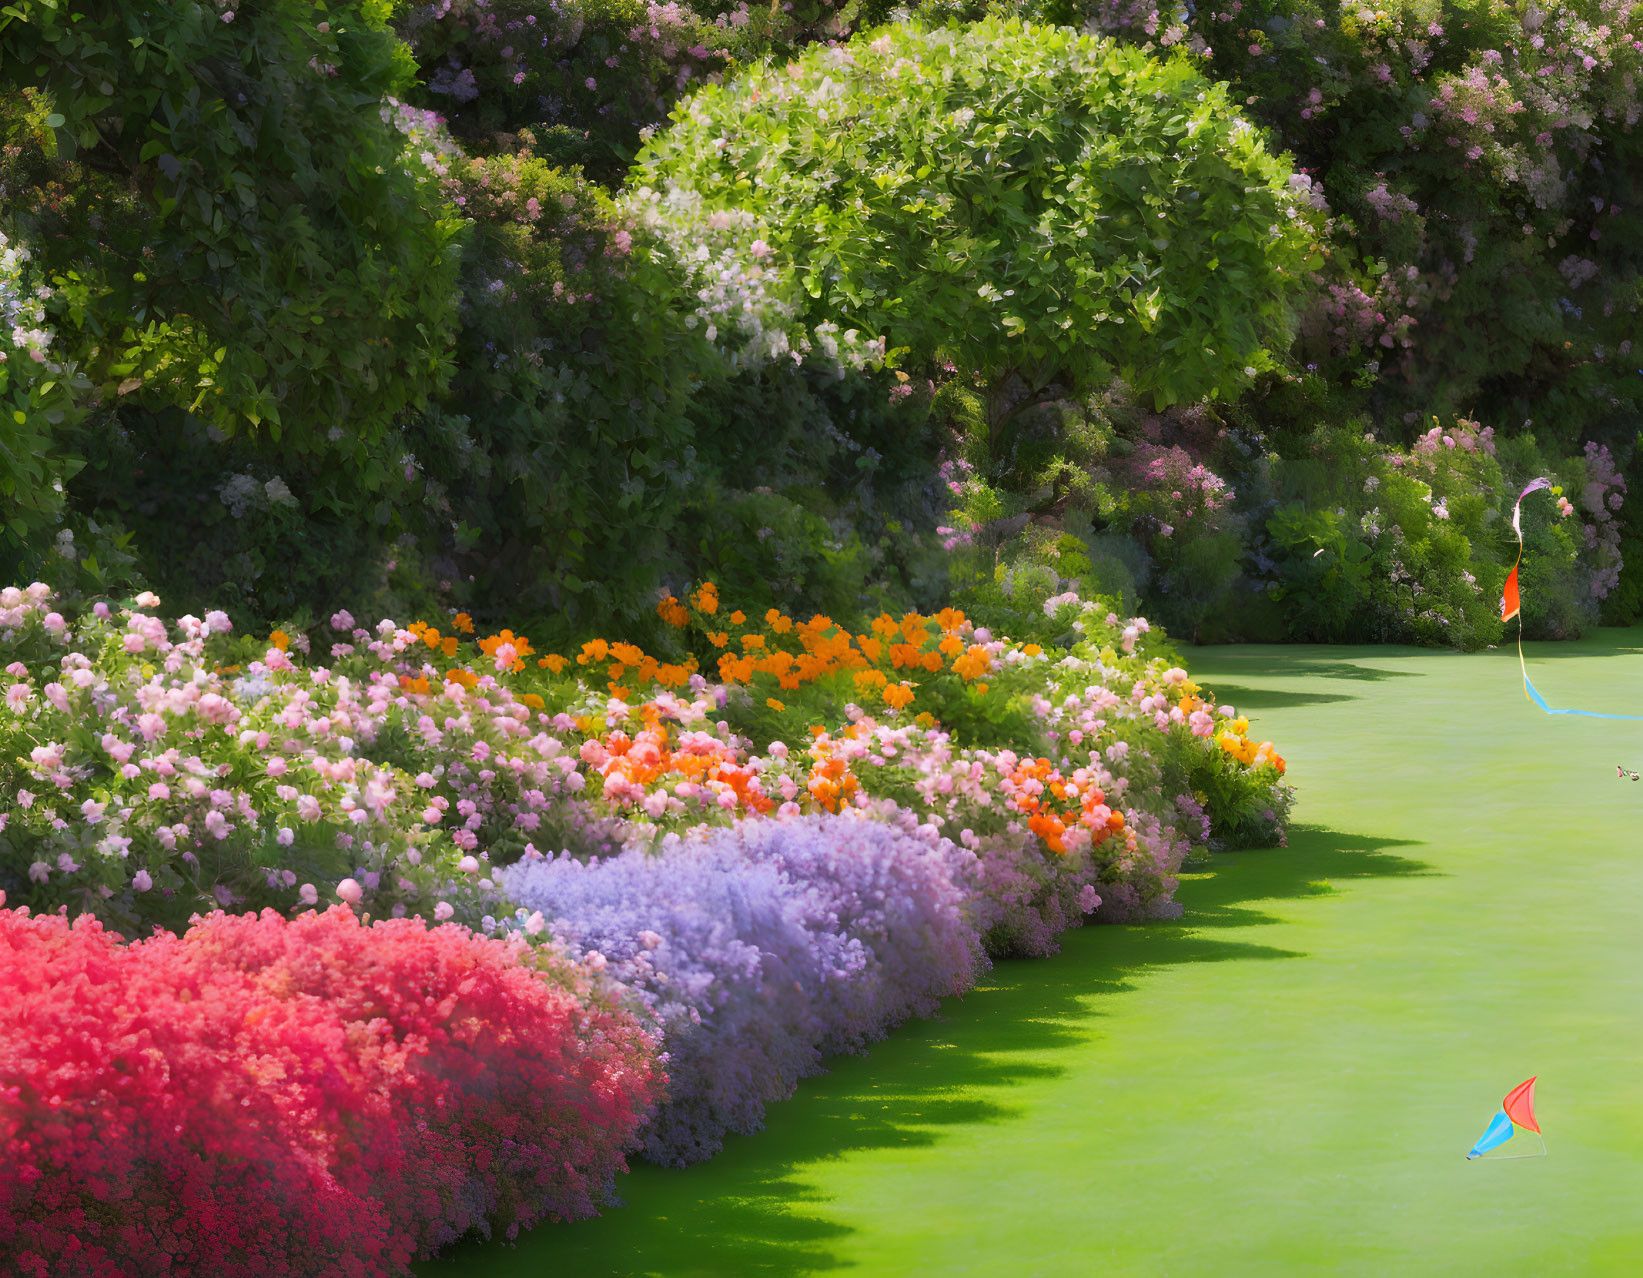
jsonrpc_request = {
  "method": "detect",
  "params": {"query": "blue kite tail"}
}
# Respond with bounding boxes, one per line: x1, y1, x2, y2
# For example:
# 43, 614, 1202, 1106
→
1524, 674, 1643, 721
1467, 1110, 1515, 1159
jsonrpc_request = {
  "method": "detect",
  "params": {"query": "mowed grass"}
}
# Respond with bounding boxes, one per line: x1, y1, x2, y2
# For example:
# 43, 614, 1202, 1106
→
422, 630, 1643, 1277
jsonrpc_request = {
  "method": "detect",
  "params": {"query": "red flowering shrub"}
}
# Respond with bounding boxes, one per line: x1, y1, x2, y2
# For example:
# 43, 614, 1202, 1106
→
0, 904, 660, 1277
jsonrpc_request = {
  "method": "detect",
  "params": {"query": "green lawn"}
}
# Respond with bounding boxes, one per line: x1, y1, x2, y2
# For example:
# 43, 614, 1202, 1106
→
423, 631, 1643, 1276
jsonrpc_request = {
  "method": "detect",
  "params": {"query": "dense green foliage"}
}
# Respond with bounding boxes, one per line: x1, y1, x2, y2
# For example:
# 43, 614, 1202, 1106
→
904, 0, 1643, 446
0, 0, 1634, 648
638, 18, 1316, 425
0, 0, 463, 600
0, 0, 461, 437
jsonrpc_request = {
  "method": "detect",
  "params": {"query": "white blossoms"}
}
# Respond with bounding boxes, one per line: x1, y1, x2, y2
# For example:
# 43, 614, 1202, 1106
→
620, 183, 884, 374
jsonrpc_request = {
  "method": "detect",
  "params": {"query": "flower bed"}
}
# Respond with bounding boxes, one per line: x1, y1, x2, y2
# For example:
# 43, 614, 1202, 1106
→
0, 581, 1290, 1269
507, 815, 984, 1166
0, 902, 659, 1277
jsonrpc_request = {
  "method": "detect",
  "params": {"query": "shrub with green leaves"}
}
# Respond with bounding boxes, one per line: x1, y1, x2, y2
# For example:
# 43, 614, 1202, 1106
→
0, 0, 462, 445
974, 0, 1643, 447
0, 233, 86, 557
635, 17, 1318, 439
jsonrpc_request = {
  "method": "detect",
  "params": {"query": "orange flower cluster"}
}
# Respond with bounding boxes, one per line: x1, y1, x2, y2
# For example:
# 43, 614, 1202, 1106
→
951, 645, 992, 682
656, 595, 690, 628
572, 637, 698, 694
882, 683, 915, 711
1216, 716, 1287, 774
478, 628, 535, 673
662, 588, 992, 713
598, 716, 772, 814
407, 621, 463, 659
805, 733, 860, 812
1003, 757, 1126, 856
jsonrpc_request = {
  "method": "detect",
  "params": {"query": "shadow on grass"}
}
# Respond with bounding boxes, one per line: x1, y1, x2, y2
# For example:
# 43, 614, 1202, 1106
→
1189, 651, 1428, 683
417, 825, 1430, 1278
1193, 682, 1360, 711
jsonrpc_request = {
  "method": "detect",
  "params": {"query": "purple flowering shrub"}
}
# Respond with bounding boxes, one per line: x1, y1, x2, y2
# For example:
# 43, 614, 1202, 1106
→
504, 837, 840, 1165
708, 815, 984, 1054
504, 814, 984, 1164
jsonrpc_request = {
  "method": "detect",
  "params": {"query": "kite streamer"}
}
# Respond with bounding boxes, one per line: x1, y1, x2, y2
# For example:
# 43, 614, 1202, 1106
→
1467, 1077, 1546, 1160
1503, 480, 1643, 721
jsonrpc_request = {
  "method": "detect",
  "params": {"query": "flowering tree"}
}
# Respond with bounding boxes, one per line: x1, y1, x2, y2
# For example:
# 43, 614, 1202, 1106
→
1015, 0, 1643, 438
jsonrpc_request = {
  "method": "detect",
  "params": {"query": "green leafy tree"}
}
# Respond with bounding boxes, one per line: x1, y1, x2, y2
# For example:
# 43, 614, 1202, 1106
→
635, 17, 1319, 449
0, 0, 462, 447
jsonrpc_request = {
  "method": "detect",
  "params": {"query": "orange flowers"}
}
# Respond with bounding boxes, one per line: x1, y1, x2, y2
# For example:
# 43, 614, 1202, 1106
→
805, 737, 860, 812
478, 628, 534, 673
407, 620, 465, 659
997, 756, 1127, 857
656, 595, 690, 628
1028, 812, 1068, 855
269, 629, 290, 652
474, 585, 1009, 722
853, 669, 889, 698
1217, 726, 1286, 775
952, 645, 992, 681
595, 722, 772, 814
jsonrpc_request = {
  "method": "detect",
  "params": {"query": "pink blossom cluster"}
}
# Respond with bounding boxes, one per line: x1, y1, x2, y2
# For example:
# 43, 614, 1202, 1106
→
1305, 266, 1430, 355
1578, 440, 1626, 598
1128, 444, 1236, 538
936, 457, 985, 551
0, 903, 660, 1276
1409, 419, 1497, 458
0, 589, 490, 935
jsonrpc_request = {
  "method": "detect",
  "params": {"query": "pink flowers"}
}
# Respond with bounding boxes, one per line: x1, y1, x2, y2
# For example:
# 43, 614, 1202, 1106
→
0, 906, 660, 1276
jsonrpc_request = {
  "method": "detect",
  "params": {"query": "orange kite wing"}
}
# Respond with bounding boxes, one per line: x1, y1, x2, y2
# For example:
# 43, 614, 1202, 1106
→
1503, 1076, 1539, 1134
1501, 563, 1521, 623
